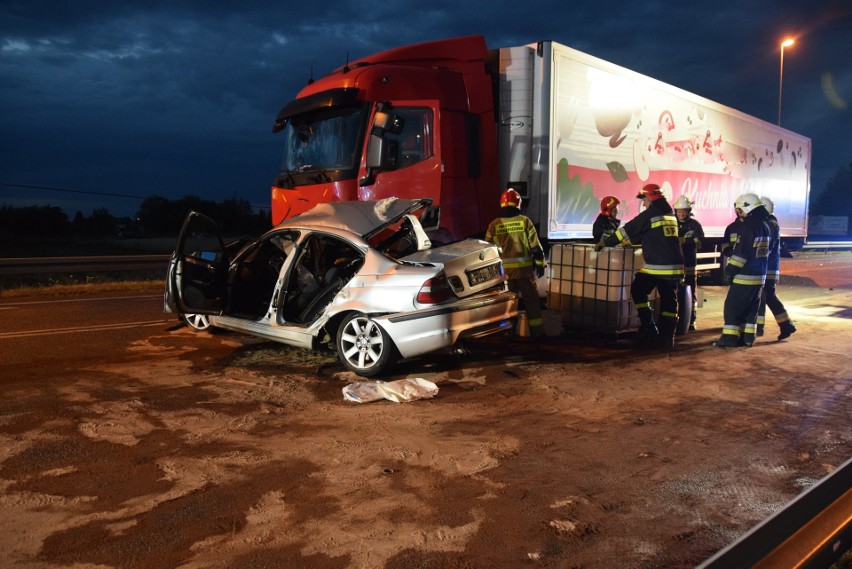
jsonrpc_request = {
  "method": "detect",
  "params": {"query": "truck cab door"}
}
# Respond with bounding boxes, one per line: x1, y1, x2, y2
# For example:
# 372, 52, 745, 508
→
168, 211, 229, 315
360, 101, 441, 204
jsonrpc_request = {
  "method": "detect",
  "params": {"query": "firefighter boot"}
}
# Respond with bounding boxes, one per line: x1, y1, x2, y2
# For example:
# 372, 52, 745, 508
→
657, 316, 677, 349
756, 324, 764, 337
713, 333, 740, 348
634, 322, 659, 348
741, 332, 756, 347
778, 321, 797, 341
634, 307, 658, 348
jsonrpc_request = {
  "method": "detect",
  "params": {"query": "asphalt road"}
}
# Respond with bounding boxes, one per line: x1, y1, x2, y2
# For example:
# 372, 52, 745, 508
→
0, 292, 169, 381
2, 252, 850, 373
0, 252, 849, 568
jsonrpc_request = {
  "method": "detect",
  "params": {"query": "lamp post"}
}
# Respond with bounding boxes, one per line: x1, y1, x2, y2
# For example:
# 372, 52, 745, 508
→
778, 38, 795, 126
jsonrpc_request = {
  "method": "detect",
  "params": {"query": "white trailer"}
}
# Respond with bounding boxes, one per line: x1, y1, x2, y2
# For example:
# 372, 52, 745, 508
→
493, 41, 811, 249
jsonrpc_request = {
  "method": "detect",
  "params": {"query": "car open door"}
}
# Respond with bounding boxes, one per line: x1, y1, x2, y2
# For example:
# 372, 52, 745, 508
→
168, 211, 229, 315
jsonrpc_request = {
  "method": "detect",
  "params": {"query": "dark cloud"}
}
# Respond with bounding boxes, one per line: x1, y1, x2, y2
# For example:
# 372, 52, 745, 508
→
1, 0, 849, 218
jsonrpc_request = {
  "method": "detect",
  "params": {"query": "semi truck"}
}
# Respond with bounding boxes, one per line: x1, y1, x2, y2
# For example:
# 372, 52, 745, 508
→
270, 35, 811, 252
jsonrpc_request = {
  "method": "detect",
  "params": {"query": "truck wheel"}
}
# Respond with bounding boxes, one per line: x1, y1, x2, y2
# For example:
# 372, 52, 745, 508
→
336, 313, 397, 377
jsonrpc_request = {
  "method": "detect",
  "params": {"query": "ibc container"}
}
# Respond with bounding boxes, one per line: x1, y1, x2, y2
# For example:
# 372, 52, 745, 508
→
547, 243, 654, 333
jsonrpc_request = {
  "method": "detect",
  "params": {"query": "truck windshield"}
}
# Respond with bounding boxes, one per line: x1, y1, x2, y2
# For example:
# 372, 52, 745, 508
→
280, 107, 364, 175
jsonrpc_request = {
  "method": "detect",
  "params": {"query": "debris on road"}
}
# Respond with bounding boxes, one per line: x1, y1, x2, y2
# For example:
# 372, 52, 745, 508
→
342, 377, 439, 403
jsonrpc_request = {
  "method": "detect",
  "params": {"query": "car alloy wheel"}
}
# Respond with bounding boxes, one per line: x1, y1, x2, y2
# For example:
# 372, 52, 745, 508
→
336, 313, 397, 377
183, 313, 212, 331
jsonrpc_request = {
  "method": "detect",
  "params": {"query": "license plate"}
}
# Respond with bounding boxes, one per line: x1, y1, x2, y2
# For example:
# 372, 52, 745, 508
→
466, 263, 501, 286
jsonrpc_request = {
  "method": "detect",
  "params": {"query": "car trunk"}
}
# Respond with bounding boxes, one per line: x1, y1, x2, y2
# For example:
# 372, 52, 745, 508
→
402, 239, 505, 298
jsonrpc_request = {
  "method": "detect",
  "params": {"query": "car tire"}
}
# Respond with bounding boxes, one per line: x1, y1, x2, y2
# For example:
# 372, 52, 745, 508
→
182, 313, 212, 331
336, 313, 397, 377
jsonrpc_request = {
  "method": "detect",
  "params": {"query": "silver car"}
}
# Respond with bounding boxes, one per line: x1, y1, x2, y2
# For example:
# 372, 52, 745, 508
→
164, 198, 518, 376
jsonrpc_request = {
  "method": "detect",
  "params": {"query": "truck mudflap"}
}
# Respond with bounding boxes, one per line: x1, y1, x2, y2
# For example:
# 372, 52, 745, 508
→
697, 456, 852, 568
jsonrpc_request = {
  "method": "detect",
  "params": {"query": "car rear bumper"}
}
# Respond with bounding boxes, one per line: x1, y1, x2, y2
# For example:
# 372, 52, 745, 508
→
378, 290, 518, 358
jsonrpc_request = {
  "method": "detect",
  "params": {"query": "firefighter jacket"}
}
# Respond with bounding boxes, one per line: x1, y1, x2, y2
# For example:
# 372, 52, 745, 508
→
678, 217, 704, 277
592, 214, 620, 242
725, 207, 771, 286
766, 214, 781, 281
721, 218, 742, 256
485, 211, 545, 279
603, 198, 684, 279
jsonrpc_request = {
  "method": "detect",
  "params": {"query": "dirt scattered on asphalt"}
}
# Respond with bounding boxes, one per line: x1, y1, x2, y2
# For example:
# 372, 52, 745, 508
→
0, 284, 850, 568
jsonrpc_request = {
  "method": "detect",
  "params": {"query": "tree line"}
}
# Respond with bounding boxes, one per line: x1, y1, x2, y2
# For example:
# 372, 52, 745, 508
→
0, 195, 270, 239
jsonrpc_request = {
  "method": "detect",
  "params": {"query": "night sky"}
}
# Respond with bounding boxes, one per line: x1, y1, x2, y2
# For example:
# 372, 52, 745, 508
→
1, 0, 850, 219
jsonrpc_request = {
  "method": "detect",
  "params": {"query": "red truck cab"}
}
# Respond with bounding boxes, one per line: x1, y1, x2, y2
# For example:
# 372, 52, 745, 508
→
271, 36, 499, 240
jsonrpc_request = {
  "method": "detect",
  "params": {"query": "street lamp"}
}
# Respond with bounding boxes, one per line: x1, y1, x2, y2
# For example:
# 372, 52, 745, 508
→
778, 38, 795, 126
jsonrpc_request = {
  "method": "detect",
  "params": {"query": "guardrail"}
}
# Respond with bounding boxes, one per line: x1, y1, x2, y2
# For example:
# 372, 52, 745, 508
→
0, 255, 171, 276
1, 243, 849, 278
801, 241, 852, 251
698, 456, 852, 569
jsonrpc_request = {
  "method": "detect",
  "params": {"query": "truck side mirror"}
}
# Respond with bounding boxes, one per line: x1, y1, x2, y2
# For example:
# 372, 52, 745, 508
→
366, 134, 396, 169
360, 108, 403, 186
361, 134, 399, 186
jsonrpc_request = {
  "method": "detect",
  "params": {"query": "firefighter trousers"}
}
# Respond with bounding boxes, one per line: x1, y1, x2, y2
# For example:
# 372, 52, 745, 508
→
758, 279, 792, 326
723, 283, 763, 339
508, 276, 543, 338
631, 272, 678, 336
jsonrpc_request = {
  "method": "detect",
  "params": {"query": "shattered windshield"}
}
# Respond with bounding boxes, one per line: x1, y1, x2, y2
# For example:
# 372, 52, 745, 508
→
280, 107, 364, 175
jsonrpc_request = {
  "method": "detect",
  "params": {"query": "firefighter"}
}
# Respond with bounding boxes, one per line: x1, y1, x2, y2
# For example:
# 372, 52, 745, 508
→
597, 183, 684, 348
485, 189, 547, 338
593, 195, 621, 242
757, 196, 797, 340
719, 208, 743, 280
714, 193, 771, 348
673, 195, 704, 332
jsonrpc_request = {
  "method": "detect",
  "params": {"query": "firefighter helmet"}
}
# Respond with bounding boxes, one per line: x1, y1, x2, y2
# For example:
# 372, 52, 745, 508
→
760, 196, 775, 214
636, 183, 664, 201
500, 188, 522, 208
600, 195, 620, 215
672, 195, 693, 210
734, 193, 762, 215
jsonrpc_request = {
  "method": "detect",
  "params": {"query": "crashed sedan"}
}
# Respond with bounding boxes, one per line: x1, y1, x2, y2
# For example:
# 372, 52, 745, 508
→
164, 198, 518, 376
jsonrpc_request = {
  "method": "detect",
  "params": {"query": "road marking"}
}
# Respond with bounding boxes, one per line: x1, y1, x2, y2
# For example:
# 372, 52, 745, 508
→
0, 294, 161, 307
790, 345, 849, 357
0, 320, 169, 339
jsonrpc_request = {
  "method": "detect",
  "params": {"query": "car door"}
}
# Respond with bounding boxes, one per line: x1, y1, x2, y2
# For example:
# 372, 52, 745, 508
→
168, 211, 229, 315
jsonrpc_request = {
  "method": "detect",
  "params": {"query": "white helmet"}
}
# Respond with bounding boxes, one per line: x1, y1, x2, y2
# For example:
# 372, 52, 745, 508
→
672, 195, 693, 210
734, 193, 762, 215
760, 196, 775, 214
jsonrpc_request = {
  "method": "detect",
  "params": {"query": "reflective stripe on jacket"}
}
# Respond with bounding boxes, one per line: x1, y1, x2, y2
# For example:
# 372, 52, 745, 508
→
485, 214, 544, 279
720, 218, 742, 255
604, 198, 684, 280
678, 217, 704, 275
726, 208, 770, 286
765, 215, 781, 280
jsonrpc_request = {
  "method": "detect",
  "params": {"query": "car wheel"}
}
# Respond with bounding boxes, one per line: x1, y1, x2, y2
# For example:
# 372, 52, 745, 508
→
183, 313, 212, 331
336, 313, 397, 377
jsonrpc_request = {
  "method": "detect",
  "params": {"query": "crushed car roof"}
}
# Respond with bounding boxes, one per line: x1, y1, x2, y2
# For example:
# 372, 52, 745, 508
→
277, 197, 432, 238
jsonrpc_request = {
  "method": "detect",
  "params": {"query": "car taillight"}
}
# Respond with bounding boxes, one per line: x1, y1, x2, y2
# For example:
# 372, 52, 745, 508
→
417, 271, 455, 304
